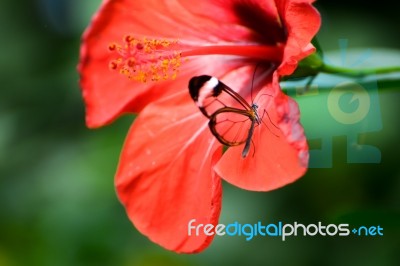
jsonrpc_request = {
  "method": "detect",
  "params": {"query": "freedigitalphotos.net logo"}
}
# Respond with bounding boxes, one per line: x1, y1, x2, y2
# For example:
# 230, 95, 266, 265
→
188, 219, 384, 241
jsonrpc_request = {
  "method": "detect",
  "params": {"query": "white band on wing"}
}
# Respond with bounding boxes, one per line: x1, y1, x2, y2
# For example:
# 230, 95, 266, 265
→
196, 77, 219, 107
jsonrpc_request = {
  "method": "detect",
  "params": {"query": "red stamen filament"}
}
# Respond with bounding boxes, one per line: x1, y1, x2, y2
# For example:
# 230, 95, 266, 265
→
182, 45, 283, 62
108, 36, 283, 83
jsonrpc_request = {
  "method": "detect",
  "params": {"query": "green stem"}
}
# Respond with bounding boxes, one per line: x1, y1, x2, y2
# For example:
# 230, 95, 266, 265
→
320, 64, 400, 77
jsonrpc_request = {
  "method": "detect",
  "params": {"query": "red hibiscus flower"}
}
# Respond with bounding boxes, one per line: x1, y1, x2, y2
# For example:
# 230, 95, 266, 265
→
78, 0, 320, 253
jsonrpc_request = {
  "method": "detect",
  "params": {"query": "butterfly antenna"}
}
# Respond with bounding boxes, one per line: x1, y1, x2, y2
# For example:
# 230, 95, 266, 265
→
253, 63, 276, 102
250, 62, 262, 103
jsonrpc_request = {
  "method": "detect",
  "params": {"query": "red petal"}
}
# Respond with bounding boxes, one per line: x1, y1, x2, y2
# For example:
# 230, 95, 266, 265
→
78, 0, 276, 128
214, 78, 308, 191
180, 0, 284, 44
115, 91, 222, 253
80, 48, 242, 128
276, 0, 321, 76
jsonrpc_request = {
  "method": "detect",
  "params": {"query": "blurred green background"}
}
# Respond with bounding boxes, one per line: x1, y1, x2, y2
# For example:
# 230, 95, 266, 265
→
0, 0, 399, 265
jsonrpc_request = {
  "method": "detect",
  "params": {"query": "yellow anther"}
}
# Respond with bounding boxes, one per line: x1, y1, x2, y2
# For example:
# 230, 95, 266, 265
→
108, 36, 182, 83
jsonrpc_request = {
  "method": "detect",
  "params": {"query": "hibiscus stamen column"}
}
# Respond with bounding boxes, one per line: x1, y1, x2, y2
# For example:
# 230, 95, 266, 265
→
108, 35, 284, 83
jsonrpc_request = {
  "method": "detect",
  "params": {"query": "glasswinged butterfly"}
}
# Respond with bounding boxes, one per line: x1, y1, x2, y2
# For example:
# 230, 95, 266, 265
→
188, 75, 264, 158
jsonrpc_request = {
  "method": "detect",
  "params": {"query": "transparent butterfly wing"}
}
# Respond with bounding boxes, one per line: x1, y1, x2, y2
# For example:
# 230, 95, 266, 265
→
189, 75, 259, 156
209, 107, 255, 146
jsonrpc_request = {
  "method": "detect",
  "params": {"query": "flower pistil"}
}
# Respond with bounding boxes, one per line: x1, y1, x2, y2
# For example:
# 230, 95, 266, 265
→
108, 35, 284, 83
